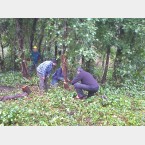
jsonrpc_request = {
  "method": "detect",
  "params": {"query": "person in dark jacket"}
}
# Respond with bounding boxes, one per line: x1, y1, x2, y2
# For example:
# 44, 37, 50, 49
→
71, 67, 99, 99
29, 46, 41, 74
51, 67, 64, 87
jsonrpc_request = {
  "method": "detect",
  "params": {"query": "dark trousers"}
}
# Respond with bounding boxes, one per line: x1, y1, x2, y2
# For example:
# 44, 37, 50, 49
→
51, 77, 64, 86
37, 72, 49, 91
74, 83, 99, 98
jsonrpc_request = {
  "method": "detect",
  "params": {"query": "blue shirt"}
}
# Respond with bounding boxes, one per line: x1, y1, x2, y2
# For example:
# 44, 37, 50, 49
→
31, 51, 40, 64
52, 68, 64, 79
37, 61, 53, 77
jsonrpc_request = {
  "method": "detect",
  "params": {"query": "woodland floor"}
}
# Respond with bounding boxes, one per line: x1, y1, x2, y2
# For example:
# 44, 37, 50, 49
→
0, 72, 145, 126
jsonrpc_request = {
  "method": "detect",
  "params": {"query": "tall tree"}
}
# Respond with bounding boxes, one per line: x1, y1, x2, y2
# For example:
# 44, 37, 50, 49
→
16, 18, 29, 78
30, 18, 38, 50
61, 18, 70, 90
101, 45, 111, 84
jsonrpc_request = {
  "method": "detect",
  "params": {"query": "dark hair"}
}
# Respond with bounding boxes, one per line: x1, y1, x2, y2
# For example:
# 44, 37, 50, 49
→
51, 58, 57, 64
77, 67, 83, 72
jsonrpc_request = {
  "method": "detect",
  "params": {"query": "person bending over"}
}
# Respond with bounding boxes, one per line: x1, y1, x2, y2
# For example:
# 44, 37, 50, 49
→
51, 67, 64, 87
36, 59, 57, 91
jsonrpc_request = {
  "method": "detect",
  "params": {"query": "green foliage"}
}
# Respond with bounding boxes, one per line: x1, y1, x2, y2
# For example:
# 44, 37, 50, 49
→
1, 18, 145, 82
1, 18, 145, 125
0, 72, 145, 126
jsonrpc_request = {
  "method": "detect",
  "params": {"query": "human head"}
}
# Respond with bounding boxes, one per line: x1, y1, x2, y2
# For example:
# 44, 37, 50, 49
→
77, 67, 83, 74
33, 46, 38, 52
51, 59, 57, 66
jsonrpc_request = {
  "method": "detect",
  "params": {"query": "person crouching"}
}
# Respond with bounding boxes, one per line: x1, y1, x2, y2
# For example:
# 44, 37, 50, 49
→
50, 67, 64, 87
71, 67, 99, 99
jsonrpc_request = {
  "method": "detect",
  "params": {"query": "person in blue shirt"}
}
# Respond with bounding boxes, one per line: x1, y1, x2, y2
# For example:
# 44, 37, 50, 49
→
29, 46, 41, 75
51, 67, 64, 87
36, 59, 57, 91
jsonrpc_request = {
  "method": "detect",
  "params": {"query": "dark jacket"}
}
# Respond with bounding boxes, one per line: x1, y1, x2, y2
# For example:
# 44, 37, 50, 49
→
52, 68, 64, 79
31, 51, 41, 64
71, 69, 99, 87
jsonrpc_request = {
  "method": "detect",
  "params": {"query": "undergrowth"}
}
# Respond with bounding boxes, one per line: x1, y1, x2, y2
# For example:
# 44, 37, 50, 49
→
0, 72, 145, 126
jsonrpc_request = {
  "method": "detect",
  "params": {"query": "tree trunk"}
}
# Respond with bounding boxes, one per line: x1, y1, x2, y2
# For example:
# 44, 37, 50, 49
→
61, 54, 70, 90
0, 86, 31, 102
86, 60, 91, 72
61, 19, 70, 90
62, 18, 67, 54
16, 18, 29, 78
101, 46, 111, 84
0, 41, 4, 71
55, 41, 58, 58
13, 47, 17, 71
102, 53, 105, 71
1, 42, 4, 61
112, 25, 124, 82
112, 46, 122, 81
38, 35, 44, 53
38, 20, 47, 53
30, 18, 38, 50
0, 92, 28, 102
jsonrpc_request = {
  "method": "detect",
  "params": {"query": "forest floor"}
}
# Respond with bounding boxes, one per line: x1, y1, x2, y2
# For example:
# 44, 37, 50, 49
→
0, 72, 145, 126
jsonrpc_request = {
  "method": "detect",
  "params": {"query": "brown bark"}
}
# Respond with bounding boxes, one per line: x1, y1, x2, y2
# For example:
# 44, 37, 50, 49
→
0, 92, 28, 102
0, 86, 31, 102
0, 42, 4, 61
101, 46, 111, 84
62, 18, 68, 54
112, 25, 124, 81
112, 46, 123, 81
61, 19, 70, 90
0, 44, 4, 71
55, 41, 58, 58
22, 85, 31, 94
0, 35, 5, 70
61, 54, 70, 90
38, 19, 47, 53
16, 18, 29, 78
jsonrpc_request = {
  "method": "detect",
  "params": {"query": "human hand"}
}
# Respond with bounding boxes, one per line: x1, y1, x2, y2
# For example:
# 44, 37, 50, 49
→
42, 77, 45, 80
64, 81, 67, 84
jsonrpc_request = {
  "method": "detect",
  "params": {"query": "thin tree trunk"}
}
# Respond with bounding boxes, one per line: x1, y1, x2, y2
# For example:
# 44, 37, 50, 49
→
30, 18, 38, 50
112, 25, 124, 82
112, 46, 122, 81
16, 18, 29, 78
55, 41, 58, 58
101, 46, 111, 84
38, 20, 47, 53
54, 19, 59, 59
61, 19, 70, 90
62, 18, 68, 81
102, 53, 105, 71
86, 60, 91, 72
38, 35, 44, 53
1, 43, 4, 60
62, 18, 67, 54
0, 42, 4, 71
13, 47, 17, 70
